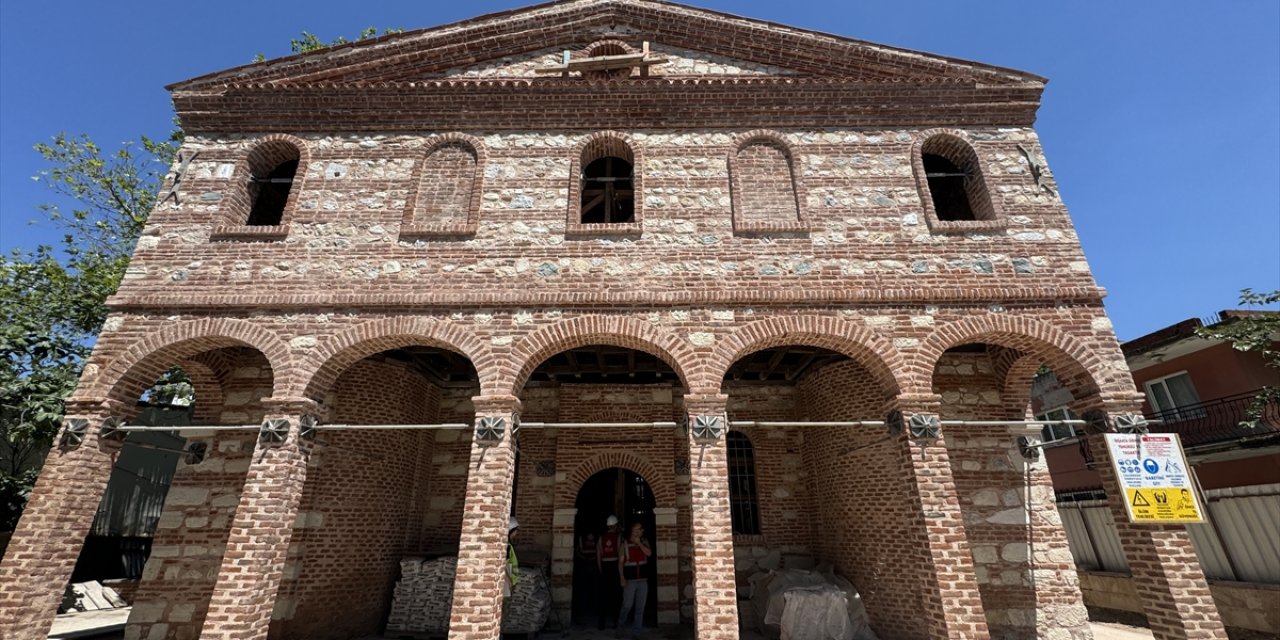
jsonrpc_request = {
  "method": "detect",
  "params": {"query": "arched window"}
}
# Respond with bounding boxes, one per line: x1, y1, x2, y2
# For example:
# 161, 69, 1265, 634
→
580, 151, 634, 224
726, 431, 761, 535
917, 133, 996, 224
244, 140, 301, 226
567, 132, 642, 236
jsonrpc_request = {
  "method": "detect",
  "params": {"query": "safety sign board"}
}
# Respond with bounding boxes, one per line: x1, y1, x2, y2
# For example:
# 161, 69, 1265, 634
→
1104, 433, 1204, 523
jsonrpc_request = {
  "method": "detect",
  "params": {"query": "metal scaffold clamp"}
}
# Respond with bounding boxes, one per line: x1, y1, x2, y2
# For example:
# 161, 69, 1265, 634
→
476, 416, 507, 444
690, 415, 725, 442
99, 416, 128, 443
185, 442, 208, 465
60, 418, 91, 449
885, 410, 905, 436
299, 415, 319, 441
260, 418, 290, 444
1016, 435, 1042, 461
1083, 409, 1112, 434
908, 414, 942, 440
1113, 414, 1150, 434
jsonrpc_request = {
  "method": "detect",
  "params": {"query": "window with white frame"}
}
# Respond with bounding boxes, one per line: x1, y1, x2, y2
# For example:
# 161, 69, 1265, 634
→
1144, 371, 1205, 421
1035, 406, 1077, 443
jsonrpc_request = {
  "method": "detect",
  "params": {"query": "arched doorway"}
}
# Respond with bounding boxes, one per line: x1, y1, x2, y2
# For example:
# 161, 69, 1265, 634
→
572, 467, 658, 628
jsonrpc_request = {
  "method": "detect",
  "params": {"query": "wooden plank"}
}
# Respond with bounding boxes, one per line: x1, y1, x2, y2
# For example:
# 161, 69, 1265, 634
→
101, 584, 128, 608
535, 53, 669, 74
71, 582, 109, 611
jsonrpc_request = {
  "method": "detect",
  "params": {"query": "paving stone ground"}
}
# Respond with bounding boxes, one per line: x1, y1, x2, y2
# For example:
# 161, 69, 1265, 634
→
47, 608, 1154, 640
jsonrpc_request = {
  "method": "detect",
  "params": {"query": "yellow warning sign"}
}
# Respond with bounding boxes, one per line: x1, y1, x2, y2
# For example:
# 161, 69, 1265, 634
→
1125, 488, 1203, 523
1106, 433, 1205, 524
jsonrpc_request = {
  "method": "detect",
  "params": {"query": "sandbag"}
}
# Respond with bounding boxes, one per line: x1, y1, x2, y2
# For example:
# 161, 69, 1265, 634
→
386, 556, 457, 635
779, 586, 853, 640
746, 567, 880, 640
501, 568, 552, 634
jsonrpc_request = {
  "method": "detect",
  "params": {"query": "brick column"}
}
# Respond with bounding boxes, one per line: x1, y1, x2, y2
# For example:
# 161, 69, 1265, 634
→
684, 394, 737, 640
550, 507, 576, 624
1006, 424, 1092, 639
447, 395, 521, 640
0, 399, 131, 640
894, 393, 990, 640
652, 505, 680, 626
199, 399, 317, 640
1084, 398, 1226, 640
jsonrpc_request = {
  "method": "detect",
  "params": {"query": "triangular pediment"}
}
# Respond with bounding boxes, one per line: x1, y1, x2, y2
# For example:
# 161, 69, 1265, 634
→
436, 42, 804, 79
169, 0, 1043, 91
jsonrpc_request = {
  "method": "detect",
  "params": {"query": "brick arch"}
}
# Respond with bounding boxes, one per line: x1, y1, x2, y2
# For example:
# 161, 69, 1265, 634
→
223, 133, 312, 227
576, 130, 636, 166
999, 353, 1050, 419
77, 318, 291, 407
507, 316, 693, 396
567, 131, 644, 230
706, 316, 903, 396
175, 357, 226, 425
579, 39, 636, 58
296, 317, 498, 401
558, 450, 675, 508
911, 128, 1002, 233
912, 314, 1113, 402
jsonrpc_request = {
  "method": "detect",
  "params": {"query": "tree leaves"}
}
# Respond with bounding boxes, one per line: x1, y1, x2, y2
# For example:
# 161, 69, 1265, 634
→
1195, 289, 1280, 428
0, 130, 180, 530
254, 27, 404, 62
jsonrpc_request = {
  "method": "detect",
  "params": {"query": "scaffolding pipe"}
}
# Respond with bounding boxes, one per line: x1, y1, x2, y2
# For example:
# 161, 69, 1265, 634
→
318, 423, 470, 430
112, 418, 1115, 432
521, 422, 679, 429
116, 425, 257, 432
939, 419, 1088, 427
731, 420, 885, 428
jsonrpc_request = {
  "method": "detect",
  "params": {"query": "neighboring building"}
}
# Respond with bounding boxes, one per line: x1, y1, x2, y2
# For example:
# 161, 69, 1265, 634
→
0, 2, 1230, 639
1038, 311, 1280, 635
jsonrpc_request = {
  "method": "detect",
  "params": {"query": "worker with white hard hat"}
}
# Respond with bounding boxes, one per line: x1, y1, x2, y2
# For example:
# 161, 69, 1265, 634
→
596, 514, 622, 629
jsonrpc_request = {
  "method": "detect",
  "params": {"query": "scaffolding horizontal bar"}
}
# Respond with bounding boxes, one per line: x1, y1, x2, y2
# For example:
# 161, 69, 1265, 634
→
730, 421, 885, 428
520, 422, 679, 429
116, 425, 257, 432
939, 419, 1088, 427
318, 423, 471, 430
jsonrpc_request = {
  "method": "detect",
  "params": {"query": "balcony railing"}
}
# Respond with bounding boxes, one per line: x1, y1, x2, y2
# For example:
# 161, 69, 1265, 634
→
1148, 389, 1280, 448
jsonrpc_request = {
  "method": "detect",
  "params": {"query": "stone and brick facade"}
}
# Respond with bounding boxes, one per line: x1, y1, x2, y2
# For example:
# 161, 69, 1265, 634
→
0, 2, 1228, 639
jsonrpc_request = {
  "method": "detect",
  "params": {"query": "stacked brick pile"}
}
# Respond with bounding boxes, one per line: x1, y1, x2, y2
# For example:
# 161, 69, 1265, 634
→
385, 556, 551, 636
386, 557, 456, 636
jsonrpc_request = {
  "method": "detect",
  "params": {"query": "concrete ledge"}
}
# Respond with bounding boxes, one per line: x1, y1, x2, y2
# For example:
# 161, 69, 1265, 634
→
48, 607, 131, 639
1079, 570, 1280, 635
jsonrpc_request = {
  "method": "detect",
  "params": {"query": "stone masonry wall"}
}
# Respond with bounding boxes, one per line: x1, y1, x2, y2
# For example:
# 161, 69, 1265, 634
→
114, 127, 1092, 312
124, 351, 273, 640
936, 350, 1090, 640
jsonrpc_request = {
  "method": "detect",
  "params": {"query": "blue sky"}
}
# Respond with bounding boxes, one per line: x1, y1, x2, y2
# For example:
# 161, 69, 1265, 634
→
1, 1, 1277, 341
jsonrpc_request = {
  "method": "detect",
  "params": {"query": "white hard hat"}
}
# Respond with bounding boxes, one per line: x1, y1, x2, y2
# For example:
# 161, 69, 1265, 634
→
509, 516, 520, 531
606, 515, 618, 526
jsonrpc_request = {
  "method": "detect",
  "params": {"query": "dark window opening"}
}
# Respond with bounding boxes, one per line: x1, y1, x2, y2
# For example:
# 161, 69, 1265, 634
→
726, 431, 761, 535
580, 156, 634, 224
923, 153, 976, 221
246, 159, 298, 226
